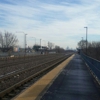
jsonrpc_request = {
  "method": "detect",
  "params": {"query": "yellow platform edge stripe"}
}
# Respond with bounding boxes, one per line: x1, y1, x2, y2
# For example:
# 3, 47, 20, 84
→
12, 54, 74, 100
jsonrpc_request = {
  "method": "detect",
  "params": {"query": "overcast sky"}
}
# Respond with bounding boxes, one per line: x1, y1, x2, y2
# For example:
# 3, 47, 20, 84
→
0, 0, 100, 49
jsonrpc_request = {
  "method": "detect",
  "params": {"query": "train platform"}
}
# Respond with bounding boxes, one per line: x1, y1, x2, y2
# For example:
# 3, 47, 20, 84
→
12, 54, 100, 100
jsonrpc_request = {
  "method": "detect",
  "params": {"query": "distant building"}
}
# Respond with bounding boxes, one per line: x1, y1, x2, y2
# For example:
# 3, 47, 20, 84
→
13, 46, 20, 52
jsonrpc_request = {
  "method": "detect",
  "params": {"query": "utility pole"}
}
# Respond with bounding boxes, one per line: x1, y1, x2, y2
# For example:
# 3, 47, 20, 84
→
40, 39, 41, 49
16, 31, 28, 55
25, 34, 27, 55
84, 27, 88, 55
1, 35, 3, 48
5, 34, 7, 48
81, 37, 83, 50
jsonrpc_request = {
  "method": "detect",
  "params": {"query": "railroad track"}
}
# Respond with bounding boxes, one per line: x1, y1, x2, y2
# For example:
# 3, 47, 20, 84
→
0, 53, 73, 100
0, 54, 64, 76
0, 54, 62, 66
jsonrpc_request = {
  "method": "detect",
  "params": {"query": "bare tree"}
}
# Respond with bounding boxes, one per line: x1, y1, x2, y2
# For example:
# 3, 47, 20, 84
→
78, 40, 100, 61
48, 42, 53, 50
0, 31, 18, 51
54, 45, 65, 53
78, 40, 87, 49
0, 32, 3, 48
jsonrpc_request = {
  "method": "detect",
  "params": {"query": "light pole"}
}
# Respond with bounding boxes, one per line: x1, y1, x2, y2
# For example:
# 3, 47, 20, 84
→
40, 39, 41, 49
5, 34, 7, 48
25, 34, 27, 54
84, 27, 88, 55
81, 37, 83, 50
16, 31, 27, 55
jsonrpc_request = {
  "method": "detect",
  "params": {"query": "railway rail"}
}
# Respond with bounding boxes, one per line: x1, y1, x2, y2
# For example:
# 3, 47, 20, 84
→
0, 54, 63, 66
0, 54, 64, 76
0, 53, 73, 99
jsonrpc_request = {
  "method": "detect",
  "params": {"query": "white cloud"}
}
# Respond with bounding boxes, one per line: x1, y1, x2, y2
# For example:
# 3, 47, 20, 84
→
0, 0, 100, 49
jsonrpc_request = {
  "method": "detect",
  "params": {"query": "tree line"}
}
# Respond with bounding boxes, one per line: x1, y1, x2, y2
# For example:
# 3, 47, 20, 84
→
78, 40, 100, 61
0, 31, 74, 54
0, 31, 66, 53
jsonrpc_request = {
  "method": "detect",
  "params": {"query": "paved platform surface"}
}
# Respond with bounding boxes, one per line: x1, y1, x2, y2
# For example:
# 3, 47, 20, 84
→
40, 54, 100, 100
12, 55, 74, 100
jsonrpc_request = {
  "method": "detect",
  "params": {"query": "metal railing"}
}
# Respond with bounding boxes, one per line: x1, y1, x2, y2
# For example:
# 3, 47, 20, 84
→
80, 52, 100, 81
